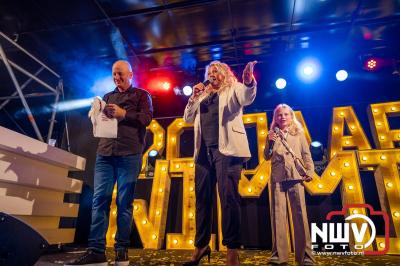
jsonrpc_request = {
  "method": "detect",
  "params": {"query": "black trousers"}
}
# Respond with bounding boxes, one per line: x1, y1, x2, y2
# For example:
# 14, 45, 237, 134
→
194, 144, 243, 249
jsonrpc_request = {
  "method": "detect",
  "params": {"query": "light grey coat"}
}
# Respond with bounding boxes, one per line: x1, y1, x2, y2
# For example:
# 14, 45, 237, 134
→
264, 130, 316, 264
264, 131, 314, 183
183, 81, 257, 161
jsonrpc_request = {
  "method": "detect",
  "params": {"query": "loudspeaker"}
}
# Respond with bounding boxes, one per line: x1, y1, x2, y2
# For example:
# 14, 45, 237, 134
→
0, 212, 49, 266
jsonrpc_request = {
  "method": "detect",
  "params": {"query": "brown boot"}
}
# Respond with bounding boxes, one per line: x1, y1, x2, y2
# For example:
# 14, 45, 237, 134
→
227, 248, 240, 266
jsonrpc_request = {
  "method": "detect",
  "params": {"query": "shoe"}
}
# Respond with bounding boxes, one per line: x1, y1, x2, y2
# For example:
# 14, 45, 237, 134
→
267, 258, 287, 265
183, 246, 211, 266
115, 249, 129, 266
267, 262, 287, 265
301, 258, 315, 265
64, 249, 107, 266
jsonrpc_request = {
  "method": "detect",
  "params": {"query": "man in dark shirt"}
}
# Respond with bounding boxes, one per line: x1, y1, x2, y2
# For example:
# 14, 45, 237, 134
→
67, 60, 153, 266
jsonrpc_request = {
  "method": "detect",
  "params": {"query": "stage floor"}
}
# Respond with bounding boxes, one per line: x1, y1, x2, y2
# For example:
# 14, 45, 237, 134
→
37, 248, 400, 265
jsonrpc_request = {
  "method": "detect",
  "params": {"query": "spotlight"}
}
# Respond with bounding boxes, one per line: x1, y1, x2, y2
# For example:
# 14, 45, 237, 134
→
275, 78, 287, 89
182, 86, 193, 96
336, 70, 348, 81
162, 82, 171, 91
297, 58, 321, 83
149, 149, 159, 157
211, 46, 222, 60
366, 58, 377, 70
361, 56, 393, 72
311, 141, 322, 148
212, 53, 222, 60
310, 141, 324, 161
146, 149, 160, 178
55, 97, 93, 112
303, 66, 314, 76
147, 76, 173, 94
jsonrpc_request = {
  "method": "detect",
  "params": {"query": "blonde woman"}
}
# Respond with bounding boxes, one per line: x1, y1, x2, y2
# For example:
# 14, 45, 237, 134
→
264, 104, 315, 265
183, 60, 257, 266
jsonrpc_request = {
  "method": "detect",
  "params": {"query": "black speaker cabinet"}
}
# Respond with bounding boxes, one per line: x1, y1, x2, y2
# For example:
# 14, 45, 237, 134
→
0, 212, 49, 266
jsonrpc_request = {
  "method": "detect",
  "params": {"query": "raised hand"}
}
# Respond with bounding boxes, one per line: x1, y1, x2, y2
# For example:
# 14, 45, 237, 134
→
242, 61, 257, 85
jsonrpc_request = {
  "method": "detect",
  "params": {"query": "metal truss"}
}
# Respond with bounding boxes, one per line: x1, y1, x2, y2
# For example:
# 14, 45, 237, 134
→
0, 31, 64, 145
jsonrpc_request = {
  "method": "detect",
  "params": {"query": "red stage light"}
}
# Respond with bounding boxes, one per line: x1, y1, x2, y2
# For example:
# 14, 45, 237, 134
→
147, 77, 173, 93
366, 59, 377, 70
361, 56, 393, 72
162, 82, 171, 91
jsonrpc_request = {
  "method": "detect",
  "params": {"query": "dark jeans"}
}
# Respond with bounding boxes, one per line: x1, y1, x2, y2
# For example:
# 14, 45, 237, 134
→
88, 154, 142, 252
194, 145, 243, 249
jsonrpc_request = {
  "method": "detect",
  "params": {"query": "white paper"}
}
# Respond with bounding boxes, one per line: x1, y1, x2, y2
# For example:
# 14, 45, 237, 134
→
88, 96, 118, 138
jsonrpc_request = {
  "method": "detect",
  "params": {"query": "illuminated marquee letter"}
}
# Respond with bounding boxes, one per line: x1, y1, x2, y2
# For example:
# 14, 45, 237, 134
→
358, 149, 400, 254
238, 113, 269, 197
165, 158, 217, 250
165, 119, 216, 250
139, 119, 166, 178
329, 106, 371, 159
106, 160, 171, 249
133, 160, 171, 249
304, 151, 373, 251
368, 101, 400, 149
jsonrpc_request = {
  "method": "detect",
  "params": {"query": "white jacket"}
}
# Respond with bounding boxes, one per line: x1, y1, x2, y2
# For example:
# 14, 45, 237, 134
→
183, 81, 257, 161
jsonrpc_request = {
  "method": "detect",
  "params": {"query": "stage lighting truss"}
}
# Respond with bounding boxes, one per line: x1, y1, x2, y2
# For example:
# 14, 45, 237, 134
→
0, 31, 64, 145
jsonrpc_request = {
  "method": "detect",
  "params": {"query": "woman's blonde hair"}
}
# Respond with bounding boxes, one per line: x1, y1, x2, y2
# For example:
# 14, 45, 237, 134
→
204, 61, 237, 92
270, 104, 303, 135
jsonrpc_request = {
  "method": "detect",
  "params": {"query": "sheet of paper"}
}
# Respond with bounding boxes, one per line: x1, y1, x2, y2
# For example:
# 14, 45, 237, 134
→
88, 96, 118, 138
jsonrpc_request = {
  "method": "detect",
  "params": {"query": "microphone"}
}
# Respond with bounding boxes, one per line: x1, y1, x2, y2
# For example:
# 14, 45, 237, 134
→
273, 126, 280, 135
192, 78, 214, 98
202, 77, 215, 87
202, 79, 211, 87
267, 127, 280, 156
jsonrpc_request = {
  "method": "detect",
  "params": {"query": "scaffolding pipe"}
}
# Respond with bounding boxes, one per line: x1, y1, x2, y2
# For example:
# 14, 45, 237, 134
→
59, 81, 71, 152
0, 67, 45, 110
47, 81, 61, 143
0, 31, 60, 78
0, 92, 55, 100
0, 57, 58, 93
0, 43, 44, 141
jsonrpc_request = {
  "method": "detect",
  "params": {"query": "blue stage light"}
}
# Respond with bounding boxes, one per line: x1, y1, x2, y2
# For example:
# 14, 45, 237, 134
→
336, 70, 348, 81
55, 98, 93, 112
182, 86, 193, 96
297, 58, 321, 83
149, 149, 159, 157
275, 78, 287, 89
311, 141, 322, 148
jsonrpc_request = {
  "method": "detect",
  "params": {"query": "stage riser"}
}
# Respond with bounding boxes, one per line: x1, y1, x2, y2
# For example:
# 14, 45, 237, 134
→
0, 150, 82, 193
0, 126, 86, 245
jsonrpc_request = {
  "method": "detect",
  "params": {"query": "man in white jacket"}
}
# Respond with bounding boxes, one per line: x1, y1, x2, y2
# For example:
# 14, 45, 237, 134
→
183, 60, 257, 266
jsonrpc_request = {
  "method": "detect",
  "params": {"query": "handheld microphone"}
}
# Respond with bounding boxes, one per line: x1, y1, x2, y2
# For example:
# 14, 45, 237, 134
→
267, 127, 280, 156
202, 79, 211, 87
202, 77, 215, 87
193, 78, 214, 98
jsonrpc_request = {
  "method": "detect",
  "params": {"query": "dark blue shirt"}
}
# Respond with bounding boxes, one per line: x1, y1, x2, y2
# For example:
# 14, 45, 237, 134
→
97, 86, 153, 156
200, 92, 219, 147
